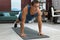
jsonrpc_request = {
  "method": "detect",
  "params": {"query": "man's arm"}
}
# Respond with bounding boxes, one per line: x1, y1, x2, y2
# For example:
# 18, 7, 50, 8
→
37, 9, 42, 35
20, 6, 28, 33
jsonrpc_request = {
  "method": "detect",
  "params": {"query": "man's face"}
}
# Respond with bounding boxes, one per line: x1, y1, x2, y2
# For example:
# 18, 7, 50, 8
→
31, 3, 40, 10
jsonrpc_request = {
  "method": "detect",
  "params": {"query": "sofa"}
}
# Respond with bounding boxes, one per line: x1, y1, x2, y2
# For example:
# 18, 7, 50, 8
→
0, 11, 19, 23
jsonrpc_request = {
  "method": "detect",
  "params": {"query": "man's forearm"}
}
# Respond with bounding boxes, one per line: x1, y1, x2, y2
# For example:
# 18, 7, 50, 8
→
20, 22, 25, 33
38, 20, 42, 33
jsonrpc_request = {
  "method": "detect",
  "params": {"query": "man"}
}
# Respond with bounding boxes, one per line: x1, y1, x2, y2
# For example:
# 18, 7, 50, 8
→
14, 0, 43, 37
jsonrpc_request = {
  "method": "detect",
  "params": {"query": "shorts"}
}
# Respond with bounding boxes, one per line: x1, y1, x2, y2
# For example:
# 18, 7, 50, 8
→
18, 16, 29, 23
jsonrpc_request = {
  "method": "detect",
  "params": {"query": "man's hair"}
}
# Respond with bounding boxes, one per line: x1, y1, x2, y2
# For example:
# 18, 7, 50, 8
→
30, 0, 40, 6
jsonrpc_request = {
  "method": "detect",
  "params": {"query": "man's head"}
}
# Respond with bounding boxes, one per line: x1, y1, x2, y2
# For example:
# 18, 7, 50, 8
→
30, 0, 40, 10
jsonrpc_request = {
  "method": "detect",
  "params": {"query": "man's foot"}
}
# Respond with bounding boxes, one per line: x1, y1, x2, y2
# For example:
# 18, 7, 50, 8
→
20, 33, 26, 37
14, 24, 17, 28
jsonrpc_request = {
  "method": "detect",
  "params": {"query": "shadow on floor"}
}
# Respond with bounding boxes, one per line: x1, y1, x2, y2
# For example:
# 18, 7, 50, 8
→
12, 27, 50, 40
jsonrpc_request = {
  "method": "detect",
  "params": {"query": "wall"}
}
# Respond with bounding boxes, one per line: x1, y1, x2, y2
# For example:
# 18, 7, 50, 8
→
52, 0, 60, 10
21, 0, 31, 10
31, 0, 33, 2
0, 0, 30, 11
0, 0, 21, 11
0, 0, 11, 11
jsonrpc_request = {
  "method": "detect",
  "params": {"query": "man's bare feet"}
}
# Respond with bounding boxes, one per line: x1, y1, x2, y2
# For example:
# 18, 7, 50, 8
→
20, 33, 26, 37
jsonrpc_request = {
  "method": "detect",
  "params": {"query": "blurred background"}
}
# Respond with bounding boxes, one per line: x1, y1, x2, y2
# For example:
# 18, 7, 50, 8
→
0, 0, 60, 40
0, 0, 60, 23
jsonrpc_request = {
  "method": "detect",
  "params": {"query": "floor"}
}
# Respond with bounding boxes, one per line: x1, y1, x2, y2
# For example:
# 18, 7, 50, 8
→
0, 22, 60, 40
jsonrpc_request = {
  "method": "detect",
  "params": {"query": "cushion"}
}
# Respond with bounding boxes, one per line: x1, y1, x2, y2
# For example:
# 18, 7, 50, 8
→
0, 14, 3, 16
3, 12, 10, 17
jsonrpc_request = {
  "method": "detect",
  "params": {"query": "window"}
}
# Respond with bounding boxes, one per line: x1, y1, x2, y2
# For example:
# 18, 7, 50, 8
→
11, 0, 21, 11
38, 0, 46, 10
